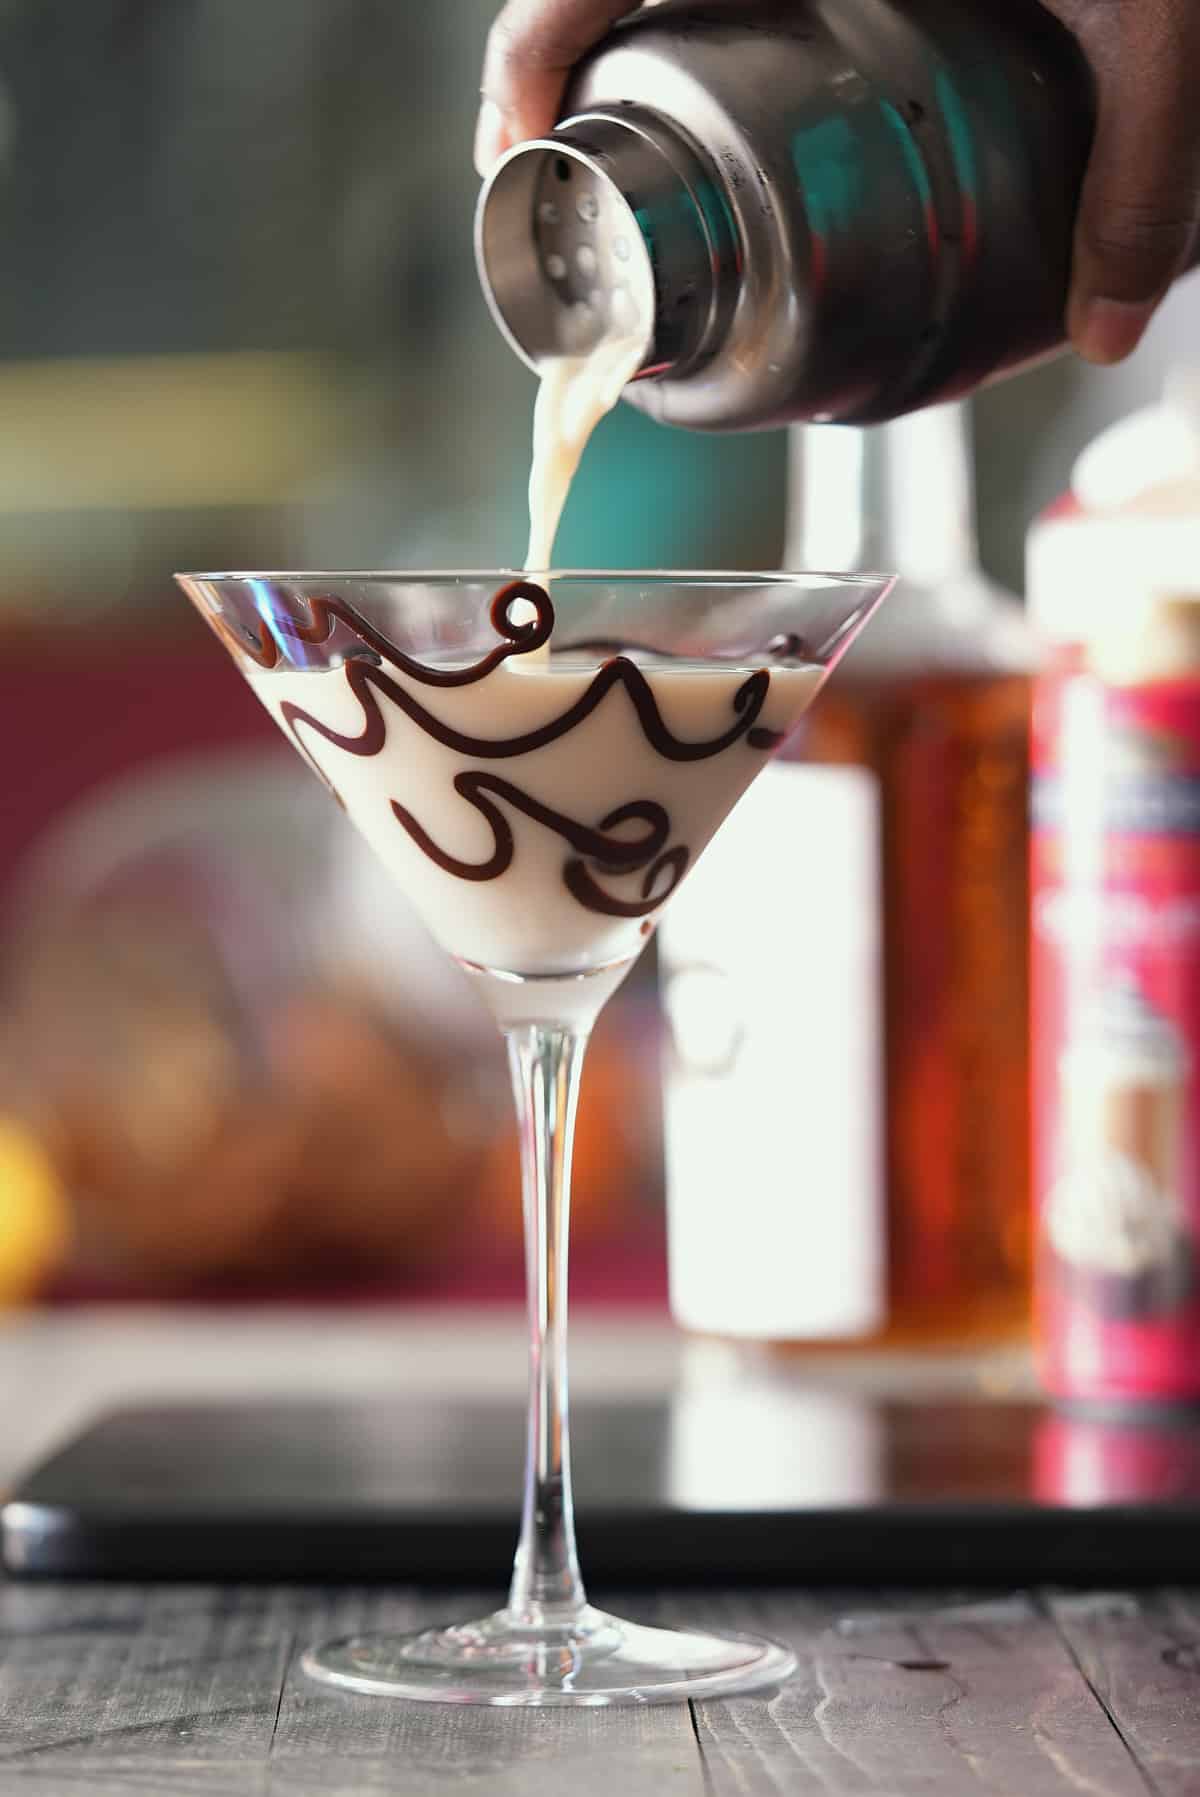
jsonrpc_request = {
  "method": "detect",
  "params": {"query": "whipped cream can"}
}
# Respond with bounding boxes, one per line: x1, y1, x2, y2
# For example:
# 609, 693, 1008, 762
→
1029, 379, 1200, 1406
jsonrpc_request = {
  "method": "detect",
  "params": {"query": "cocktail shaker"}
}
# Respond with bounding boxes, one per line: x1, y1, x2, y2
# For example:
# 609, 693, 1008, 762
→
476, 0, 1173, 428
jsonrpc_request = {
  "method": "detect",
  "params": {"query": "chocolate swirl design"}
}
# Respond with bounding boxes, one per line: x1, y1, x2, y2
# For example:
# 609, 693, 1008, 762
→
234, 580, 782, 922
211, 579, 554, 684
392, 776, 689, 917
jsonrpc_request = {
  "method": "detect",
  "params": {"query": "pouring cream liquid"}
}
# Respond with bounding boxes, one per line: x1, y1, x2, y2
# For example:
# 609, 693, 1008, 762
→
524, 328, 648, 576
239, 301, 823, 1012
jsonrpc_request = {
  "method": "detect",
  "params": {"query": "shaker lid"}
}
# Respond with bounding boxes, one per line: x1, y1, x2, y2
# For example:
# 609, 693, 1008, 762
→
1028, 370, 1200, 645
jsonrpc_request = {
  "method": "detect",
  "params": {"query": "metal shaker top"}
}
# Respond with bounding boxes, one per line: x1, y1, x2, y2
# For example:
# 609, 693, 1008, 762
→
476, 109, 730, 382
476, 0, 1096, 429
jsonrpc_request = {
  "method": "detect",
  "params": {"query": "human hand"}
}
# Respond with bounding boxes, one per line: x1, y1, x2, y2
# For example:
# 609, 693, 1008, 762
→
474, 0, 1200, 366
474, 0, 633, 179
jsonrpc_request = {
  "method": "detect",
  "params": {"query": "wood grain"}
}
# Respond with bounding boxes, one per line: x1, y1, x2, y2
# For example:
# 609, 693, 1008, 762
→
0, 1583, 299, 1767
1049, 1589, 1200, 1797
0, 1584, 705, 1796
675, 1591, 1151, 1796
0, 1774, 271, 1795
4, 1581, 1198, 1794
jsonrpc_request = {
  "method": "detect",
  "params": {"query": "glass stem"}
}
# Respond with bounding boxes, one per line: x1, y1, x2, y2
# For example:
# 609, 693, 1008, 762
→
504, 1021, 590, 1629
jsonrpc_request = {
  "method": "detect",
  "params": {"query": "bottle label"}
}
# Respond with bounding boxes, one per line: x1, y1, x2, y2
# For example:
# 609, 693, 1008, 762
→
1032, 670, 1200, 1401
659, 763, 884, 1340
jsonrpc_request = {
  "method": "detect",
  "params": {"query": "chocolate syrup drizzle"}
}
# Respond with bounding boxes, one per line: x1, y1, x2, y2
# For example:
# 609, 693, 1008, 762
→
221, 580, 785, 923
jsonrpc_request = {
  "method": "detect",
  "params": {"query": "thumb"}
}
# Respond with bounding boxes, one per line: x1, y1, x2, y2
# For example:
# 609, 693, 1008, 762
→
477, 0, 635, 176
1068, 12, 1200, 363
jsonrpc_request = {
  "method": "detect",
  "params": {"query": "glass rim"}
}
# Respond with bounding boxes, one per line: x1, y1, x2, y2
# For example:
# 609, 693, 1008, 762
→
175, 567, 892, 587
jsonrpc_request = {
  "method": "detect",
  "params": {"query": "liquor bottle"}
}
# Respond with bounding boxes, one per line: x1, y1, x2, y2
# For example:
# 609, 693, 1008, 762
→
1029, 373, 1200, 1406
661, 403, 1034, 1345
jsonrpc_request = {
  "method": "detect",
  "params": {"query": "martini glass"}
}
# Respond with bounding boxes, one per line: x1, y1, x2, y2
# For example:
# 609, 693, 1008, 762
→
175, 569, 891, 1705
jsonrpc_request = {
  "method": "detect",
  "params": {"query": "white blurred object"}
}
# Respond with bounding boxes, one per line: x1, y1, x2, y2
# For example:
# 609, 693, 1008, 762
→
324, 831, 495, 1046
667, 1342, 883, 1508
660, 762, 884, 1341
5, 746, 491, 1047
1013, 272, 1200, 551
788, 403, 1030, 673
1029, 365, 1200, 656
1072, 371, 1200, 515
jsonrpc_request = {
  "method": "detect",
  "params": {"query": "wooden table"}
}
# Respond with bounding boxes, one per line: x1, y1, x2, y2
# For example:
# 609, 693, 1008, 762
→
1, 1307, 1197, 1795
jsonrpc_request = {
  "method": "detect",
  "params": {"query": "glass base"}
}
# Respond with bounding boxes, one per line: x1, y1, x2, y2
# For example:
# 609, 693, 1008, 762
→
301, 1604, 796, 1706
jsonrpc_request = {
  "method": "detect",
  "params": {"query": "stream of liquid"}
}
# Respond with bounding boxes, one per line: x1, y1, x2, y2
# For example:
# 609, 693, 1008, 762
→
523, 328, 648, 579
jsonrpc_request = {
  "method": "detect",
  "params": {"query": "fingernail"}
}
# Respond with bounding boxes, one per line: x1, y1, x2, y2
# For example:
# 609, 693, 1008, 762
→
1070, 296, 1156, 366
474, 100, 511, 179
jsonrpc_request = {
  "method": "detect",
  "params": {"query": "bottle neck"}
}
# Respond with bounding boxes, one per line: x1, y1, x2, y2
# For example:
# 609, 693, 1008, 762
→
786, 402, 979, 587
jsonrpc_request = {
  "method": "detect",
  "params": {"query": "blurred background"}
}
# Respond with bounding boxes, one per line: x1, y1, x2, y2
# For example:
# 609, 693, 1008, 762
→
0, 0, 1195, 1318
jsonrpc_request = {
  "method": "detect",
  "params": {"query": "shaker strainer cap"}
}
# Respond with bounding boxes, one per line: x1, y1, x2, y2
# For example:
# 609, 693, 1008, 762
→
475, 109, 734, 379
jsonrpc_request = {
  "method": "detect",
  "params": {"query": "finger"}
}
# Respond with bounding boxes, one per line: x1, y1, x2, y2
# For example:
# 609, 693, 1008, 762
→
1068, 8, 1200, 363
474, 98, 515, 178
476, 0, 635, 175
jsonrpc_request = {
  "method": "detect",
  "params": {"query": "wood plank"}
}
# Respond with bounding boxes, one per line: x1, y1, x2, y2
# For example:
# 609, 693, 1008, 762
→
268, 1590, 706, 1797
4, 1580, 1185, 1795
0, 1584, 706, 1795
266, 1717, 705, 1797
0, 1582, 299, 1768
669, 1590, 1150, 1796
1049, 1589, 1200, 1797
0, 1772, 261, 1795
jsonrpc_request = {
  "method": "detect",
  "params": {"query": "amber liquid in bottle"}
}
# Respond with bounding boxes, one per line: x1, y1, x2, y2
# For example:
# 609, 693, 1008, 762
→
776, 405, 1033, 1347
791, 667, 1031, 1344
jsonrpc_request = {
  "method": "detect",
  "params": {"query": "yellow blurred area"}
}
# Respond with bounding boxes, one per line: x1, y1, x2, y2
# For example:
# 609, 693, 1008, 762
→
0, 1120, 71, 1303
0, 353, 346, 512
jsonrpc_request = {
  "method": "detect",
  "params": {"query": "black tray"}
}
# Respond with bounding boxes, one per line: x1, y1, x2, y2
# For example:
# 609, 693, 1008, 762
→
7, 1395, 1200, 1584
